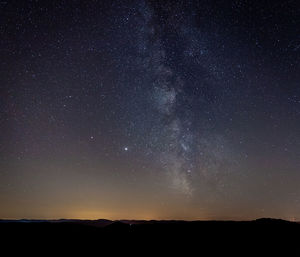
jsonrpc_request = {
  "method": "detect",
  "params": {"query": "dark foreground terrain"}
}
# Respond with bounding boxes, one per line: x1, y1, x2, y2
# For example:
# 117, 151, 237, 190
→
1, 218, 299, 253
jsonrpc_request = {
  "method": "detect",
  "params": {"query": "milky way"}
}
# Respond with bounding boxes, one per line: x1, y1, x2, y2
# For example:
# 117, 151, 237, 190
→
123, 1, 238, 196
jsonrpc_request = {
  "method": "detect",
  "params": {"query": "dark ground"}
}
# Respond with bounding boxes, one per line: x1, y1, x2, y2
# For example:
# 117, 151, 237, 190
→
1, 218, 299, 254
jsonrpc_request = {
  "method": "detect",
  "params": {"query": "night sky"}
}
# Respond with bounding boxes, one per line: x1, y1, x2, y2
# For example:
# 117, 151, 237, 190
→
1, 0, 300, 220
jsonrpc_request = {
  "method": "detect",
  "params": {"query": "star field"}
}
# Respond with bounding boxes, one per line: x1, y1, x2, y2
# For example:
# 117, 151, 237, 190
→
1, 0, 300, 220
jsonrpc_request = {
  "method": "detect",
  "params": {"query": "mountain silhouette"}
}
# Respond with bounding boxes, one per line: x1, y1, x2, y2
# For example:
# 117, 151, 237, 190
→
1, 218, 299, 254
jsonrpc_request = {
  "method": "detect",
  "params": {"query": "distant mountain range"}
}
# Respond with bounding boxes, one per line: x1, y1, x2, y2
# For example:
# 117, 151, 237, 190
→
0, 217, 299, 226
1, 217, 299, 253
